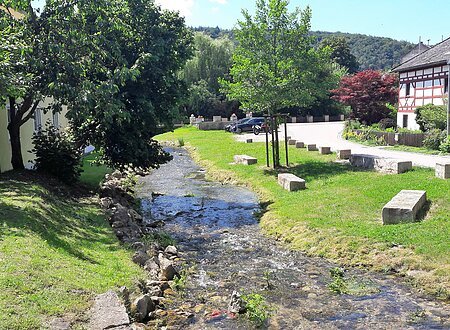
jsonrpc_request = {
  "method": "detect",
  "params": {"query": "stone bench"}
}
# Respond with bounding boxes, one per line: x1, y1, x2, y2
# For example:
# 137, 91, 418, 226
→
234, 155, 257, 165
307, 144, 318, 151
337, 149, 351, 160
350, 154, 412, 174
382, 190, 427, 225
295, 141, 305, 148
288, 139, 297, 146
278, 173, 306, 191
319, 147, 331, 155
435, 162, 450, 179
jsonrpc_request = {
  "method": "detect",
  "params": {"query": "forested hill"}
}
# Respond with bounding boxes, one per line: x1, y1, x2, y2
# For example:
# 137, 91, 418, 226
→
193, 27, 415, 71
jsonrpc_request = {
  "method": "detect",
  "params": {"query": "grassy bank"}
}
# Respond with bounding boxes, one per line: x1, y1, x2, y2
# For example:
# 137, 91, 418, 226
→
80, 153, 112, 189
0, 172, 145, 329
158, 127, 450, 299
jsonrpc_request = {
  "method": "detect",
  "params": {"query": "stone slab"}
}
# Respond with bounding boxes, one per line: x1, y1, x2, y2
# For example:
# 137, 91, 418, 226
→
234, 155, 257, 165
337, 149, 351, 160
88, 291, 130, 330
350, 154, 412, 174
382, 190, 427, 225
295, 141, 305, 148
307, 144, 318, 151
246, 139, 253, 143
435, 162, 450, 179
288, 139, 297, 145
278, 173, 306, 191
319, 147, 331, 155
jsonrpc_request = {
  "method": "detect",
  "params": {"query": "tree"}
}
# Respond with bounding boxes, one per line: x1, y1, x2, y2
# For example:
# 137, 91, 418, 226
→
1, 0, 193, 171
319, 36, 359, 73
331, 70, 398, 125
221, 0, 341, 114
414, 104, 447, 132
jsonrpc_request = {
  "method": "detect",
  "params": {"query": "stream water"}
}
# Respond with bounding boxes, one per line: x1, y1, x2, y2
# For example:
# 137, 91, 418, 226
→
137, 148, 449, 329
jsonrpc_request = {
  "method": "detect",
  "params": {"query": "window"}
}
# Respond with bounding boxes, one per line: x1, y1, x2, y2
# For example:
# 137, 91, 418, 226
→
405, 83, 411, 96
434, 79, 442, 86
402, 115, 408, 128
424, 80, 433, 87
416, 81, 424, 88
34, 109, 42, 132
53, 112, 59, 128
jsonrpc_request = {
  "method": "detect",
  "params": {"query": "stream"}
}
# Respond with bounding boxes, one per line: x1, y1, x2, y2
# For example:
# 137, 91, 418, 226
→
137, 148, 449, 329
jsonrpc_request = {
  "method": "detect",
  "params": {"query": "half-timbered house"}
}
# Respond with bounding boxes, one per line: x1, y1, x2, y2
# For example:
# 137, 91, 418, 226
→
392, 37, 450, 130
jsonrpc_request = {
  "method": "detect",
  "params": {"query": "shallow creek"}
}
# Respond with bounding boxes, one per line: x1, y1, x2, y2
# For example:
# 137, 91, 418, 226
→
137, 148, 449, 329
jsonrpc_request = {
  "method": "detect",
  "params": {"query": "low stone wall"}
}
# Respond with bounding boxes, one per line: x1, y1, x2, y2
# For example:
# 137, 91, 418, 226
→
350, 154, 412, 174
197, 121, 231, 130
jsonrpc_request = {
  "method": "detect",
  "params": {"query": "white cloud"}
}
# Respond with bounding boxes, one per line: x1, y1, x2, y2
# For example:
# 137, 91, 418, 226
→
209, 0, 228, 4
155, 0, 195, 17
211, 7, 220, 14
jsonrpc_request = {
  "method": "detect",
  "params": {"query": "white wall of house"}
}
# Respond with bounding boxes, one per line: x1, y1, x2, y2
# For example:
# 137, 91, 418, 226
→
396, 112, 420, 130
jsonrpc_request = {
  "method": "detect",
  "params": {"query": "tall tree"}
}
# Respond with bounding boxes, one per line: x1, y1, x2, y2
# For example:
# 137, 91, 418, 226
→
1, 0, 193, 171
221, 0, 341, 115
332, 70, 398, 125
319, 36, 359, 73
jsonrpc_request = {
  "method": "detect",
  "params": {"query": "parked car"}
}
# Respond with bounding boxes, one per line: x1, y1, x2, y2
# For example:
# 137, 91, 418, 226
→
231, 117, 266, 133
225, 118, 250, 132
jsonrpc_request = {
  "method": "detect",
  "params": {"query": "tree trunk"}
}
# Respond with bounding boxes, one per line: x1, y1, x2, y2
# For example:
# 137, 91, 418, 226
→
8, 122, 25, 170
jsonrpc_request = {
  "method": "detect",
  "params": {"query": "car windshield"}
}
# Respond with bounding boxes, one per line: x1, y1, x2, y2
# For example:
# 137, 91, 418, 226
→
236, 118, 250, 124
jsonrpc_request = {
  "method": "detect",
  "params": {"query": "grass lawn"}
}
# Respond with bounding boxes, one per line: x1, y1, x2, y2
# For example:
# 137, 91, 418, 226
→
158, 127, 450, 298
79, 153, 112, 189
0, 172, 145, 329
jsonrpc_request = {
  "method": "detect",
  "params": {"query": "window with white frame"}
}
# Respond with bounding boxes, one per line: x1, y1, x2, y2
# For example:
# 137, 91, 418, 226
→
34, 108, 42, 132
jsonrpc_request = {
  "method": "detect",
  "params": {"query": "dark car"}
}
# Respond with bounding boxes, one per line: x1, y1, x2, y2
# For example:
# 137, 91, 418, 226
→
232, 117, 266, 133
225, 118, 250, 132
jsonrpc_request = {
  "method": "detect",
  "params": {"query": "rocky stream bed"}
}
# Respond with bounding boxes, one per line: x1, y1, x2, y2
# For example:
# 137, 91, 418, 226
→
136, 148, 450, 329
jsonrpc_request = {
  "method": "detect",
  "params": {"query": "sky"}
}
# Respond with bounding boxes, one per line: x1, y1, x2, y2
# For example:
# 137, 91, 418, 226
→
32, 0, 450, 44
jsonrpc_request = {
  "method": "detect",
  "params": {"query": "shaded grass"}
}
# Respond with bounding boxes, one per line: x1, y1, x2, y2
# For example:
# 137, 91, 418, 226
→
0, 172, 145, 329
79, 153, 112, 189
157, 127, 450, 298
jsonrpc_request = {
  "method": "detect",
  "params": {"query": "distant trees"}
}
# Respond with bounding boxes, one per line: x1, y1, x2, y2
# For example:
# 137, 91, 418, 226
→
332, 70, 398, 125
319, 36, 359, 73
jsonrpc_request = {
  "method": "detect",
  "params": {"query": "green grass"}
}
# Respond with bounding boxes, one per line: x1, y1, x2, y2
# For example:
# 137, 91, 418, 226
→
79, 153, 112, 189
0, 173, 145, 329
384, 145, 449, 155
157, 127, 450, 298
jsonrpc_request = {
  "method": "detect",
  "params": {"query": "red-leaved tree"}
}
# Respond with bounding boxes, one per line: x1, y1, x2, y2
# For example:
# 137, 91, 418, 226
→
331, 70, 398, 125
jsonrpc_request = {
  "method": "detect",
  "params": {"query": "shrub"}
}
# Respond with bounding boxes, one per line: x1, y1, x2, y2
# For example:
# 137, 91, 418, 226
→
379, 118, 397, 130
423, 129, 446, 150
414, 104, 447, 132
439, 136, 450, 154
31, 123, 82, 184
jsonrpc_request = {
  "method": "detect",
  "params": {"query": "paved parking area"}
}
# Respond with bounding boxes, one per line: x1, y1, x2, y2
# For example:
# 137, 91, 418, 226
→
234, 122, 450, 168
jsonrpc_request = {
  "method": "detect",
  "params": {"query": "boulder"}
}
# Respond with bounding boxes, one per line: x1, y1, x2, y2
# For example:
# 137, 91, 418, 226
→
278, 173, 306, 192
382, 190, 427, 225
228, 291, 247, 314
158, 254, 178, 281
132, 251, 151, 267
131, 294, 155, 322
164, 245, 178, 256
88, 291, 130, 330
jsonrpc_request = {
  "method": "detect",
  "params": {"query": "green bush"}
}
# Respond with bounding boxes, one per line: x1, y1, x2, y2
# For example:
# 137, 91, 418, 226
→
414, 104, 447, 131
378, 118, 397, 130
31, 123, 82, 184
423, 129, 446, 150
439, 136, 450, 153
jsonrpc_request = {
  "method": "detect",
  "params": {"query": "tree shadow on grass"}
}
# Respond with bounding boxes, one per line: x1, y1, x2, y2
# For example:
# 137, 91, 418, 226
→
263, 160, 359, 182
0, 174, 116, 264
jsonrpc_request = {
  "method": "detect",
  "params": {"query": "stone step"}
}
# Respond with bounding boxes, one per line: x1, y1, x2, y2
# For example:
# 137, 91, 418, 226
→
278, 173, 306, 191
233, 155, 257, 165
350, 154, 412, 174
382, 190, 427, 225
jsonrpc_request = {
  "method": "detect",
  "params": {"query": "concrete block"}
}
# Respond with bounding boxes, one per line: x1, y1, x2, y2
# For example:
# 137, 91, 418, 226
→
295, 141, 305, 148
435, 162, 450, 179
350, 154, 412, 174
337, 149, 351, 160
246, 139, 253, 143
307, 115, 314, 123
324, 115, 330, 122
307, 144, 318, 151
278, 173, 306, 192
291, 117, 297, 123
382, 190, 427, 225
234, 155, 257, 165
288, 139, 297, 146
319, 147, 331, 155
